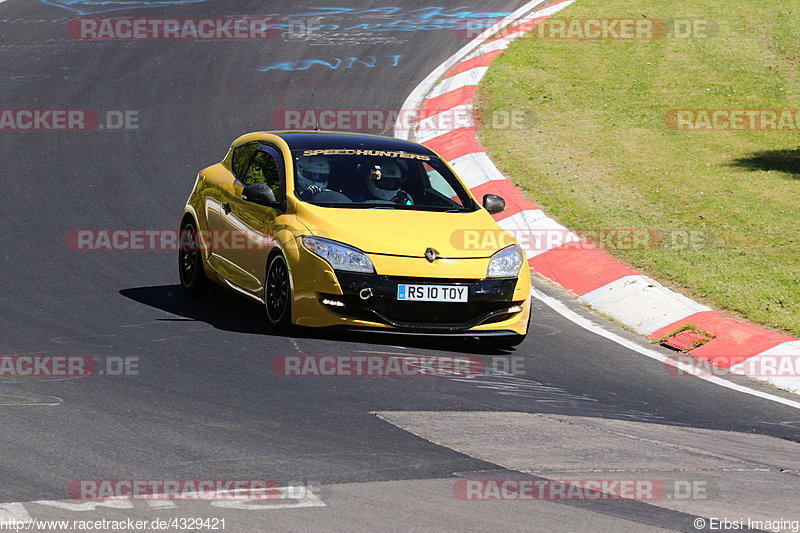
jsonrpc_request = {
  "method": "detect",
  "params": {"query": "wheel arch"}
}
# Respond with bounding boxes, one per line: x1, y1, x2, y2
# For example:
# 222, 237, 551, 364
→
180, 211, 196, 227
266, 246, 296, 296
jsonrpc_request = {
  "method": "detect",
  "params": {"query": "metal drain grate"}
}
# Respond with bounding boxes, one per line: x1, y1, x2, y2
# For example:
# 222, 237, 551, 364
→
659, 327, 715, 351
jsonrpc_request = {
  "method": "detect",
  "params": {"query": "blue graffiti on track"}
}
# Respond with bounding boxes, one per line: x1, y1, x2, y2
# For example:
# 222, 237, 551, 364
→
258, 55, 402, 72
40, 0, 208, 15
285, 6, 511, 32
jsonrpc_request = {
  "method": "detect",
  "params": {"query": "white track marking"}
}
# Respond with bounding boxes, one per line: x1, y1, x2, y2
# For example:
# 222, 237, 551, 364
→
0, 503, 32, 524
578, 275, 713, 335
731, 342, 800, 393
425, 67, 488, 100
497, 210, 580, 259
0, 487, 326, 522
211, 489, 325, 510
448, 152, 507, 188
464, 36, 515, 58
0, 394, 62, 406
415, 104, 473, 143
532, 287, 800, 410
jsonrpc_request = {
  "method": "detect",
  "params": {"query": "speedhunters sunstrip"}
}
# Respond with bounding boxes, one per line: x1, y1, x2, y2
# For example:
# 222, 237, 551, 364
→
180, 131, 530, 346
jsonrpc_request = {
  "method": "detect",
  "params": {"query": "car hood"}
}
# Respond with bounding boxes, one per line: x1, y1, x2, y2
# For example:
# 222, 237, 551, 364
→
295, 202, 514, 259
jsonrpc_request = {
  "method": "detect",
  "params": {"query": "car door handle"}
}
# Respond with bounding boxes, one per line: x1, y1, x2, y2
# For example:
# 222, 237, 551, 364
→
222, 202, 232, 215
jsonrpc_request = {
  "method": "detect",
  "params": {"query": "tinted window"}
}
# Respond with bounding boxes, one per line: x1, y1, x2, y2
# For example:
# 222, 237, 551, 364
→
243, 150, 283, 202
232, 143, 258, 179
424, 161, 464, 207
291, 149, 476, 212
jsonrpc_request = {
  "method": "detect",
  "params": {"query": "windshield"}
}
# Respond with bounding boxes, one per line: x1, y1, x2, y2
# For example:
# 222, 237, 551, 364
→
291, 148, 477, 212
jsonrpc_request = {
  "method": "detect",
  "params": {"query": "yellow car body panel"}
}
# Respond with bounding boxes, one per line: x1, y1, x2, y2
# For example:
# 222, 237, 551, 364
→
295, 201, 507, 259
182, 131, 531, 338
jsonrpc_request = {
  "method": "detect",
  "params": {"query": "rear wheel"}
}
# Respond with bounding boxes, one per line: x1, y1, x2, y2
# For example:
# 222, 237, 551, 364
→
178, 219, 207, 295
265, 254, 292, 329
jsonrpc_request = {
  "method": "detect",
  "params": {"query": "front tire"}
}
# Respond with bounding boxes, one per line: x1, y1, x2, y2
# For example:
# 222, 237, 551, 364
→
178, 219, 208, 296
265, 254, 292, 330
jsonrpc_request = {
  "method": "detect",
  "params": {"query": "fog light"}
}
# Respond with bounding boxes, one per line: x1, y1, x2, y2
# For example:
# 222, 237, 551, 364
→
508, 305, 523, 313
322, 299, 345, 308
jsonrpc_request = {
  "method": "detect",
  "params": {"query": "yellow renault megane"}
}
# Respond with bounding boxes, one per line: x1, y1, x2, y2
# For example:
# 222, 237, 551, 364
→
179, 131, 531, 346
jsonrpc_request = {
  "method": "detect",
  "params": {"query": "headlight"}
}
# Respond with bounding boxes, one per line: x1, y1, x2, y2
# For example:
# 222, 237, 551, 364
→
487, 244, 524, 278
301, 236, 375, 273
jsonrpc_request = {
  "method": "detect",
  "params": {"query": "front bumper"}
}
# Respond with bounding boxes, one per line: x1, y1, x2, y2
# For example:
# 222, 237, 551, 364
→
318, 272, 527, 334
287, 243, 530, 335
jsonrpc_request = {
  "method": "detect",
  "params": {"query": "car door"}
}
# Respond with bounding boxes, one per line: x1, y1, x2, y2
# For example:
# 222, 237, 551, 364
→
205, 141, 256, 284
217, 144, 286, 293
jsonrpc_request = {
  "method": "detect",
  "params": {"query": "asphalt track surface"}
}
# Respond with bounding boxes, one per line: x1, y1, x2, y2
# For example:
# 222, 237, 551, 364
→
0, 1, 799, 531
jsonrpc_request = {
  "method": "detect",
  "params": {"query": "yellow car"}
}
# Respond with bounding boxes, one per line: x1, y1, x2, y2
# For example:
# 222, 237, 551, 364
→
179, 131, 531, 346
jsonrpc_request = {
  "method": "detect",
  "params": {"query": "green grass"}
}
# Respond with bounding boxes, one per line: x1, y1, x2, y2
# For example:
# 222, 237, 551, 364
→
477, 0, 800, 337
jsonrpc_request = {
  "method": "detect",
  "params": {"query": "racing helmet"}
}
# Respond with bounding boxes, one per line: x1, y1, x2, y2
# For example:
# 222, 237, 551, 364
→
296, 155, 330, 191
365, 160, 403, 201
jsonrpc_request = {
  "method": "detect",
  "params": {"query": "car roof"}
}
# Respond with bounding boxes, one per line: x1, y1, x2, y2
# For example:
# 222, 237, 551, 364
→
268, 131, 437, 155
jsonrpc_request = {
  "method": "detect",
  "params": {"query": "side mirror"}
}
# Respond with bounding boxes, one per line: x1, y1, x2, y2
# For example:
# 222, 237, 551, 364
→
483, 194, 506, 215
242, 184, 282, 209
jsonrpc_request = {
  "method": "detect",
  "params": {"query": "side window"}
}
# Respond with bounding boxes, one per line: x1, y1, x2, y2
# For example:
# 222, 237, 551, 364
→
232, 143, 258, 179
424, 162, 464, 206
243, 149, 284, 202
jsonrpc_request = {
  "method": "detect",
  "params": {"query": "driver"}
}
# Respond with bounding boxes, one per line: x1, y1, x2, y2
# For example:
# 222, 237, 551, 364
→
296, 155, 331, 200
363, 159, 413, 205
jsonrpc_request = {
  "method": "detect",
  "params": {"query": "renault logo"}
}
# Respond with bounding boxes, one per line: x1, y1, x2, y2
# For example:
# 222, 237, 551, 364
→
425, 248, 439, 262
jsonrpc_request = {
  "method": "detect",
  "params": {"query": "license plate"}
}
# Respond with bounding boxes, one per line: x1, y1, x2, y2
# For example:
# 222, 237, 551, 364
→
396, 284, 468, 302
